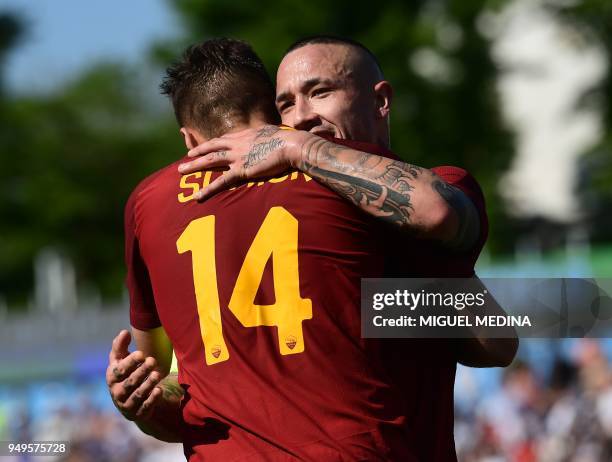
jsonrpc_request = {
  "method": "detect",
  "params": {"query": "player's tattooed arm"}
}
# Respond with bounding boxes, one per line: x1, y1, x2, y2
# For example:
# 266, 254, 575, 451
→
179, 125, 293, 200
158, 373, 184, 400
179, 126, 480, 250
107, 329, 184, 442
135, 372, 185, 443
295, 136, 479, 249
431, 179, 480, 252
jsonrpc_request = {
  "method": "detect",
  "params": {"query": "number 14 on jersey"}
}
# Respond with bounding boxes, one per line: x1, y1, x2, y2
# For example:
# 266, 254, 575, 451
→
177, 207, 313, 365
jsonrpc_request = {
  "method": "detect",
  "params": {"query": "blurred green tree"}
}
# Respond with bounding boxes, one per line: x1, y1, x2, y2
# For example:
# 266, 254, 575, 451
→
543, 0, 612, 245
0, 12, 23, 95
0, 15, 179, 306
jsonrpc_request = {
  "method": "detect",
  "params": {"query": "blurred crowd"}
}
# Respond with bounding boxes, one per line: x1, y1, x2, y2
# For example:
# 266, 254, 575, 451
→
1, 408, 184, 462
0, 385, 184, 462
456, 340, 612, 461
1, 340, 611, 462
10, 408, 185, 462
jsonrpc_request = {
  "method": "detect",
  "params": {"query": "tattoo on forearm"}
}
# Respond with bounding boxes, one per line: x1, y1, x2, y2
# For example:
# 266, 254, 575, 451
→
299, 137, 480, 244
302, 137, 374, 174
243, 138, 285, 169
300, 138, 419, 227
432, 179, 480, 251
374, 161, 422, 192
254, 125, 281, 139
304, 162, 414, 226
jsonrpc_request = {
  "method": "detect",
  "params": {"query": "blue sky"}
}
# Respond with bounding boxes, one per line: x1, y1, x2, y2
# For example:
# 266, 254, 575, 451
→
1, 0, 181, 93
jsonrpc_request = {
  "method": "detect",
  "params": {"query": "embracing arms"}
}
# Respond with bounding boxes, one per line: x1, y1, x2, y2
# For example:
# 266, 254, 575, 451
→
179, 126, 480, 251
177, 125, 517, 367
106, 328, 184, 442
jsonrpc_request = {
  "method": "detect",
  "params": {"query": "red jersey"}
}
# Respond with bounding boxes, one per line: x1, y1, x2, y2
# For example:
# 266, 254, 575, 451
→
125, 138, 487, 461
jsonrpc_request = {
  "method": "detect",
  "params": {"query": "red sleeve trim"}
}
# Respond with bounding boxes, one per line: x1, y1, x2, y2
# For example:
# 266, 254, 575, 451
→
124, 185, 162, 330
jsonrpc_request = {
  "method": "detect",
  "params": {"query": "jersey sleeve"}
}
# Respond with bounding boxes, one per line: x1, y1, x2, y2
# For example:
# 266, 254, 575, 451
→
431, 166, 489, 264
124, 188, 161, 330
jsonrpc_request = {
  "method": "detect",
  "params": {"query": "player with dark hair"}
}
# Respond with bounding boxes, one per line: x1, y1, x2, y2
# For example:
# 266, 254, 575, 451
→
108, 37, 409, 460
159, 39, 280, 139
108, 37, 516, 461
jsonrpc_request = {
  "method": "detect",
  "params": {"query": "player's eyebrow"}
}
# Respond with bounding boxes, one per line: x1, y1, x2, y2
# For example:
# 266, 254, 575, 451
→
276, 78, 337, 104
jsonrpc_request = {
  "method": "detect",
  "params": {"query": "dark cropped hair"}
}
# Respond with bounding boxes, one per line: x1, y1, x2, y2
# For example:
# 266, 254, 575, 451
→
285, 35, 384, 77
160, 38, 279, 138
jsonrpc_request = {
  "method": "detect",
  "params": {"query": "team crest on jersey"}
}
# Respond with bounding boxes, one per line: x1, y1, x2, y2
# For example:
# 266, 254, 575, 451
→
211, 345, 222, 358
285, 336, 297, 350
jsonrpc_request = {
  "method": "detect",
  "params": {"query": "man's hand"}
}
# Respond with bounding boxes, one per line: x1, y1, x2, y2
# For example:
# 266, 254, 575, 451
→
107, 329, 184, 442
106, 330, 163, 421
179, 124, 479, 250
178, 125, 309, 201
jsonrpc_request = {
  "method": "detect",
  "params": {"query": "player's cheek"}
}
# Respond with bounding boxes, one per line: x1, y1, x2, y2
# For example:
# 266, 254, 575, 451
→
337, 101, 365, 138
318, 99, 343, 131
279, 109, 294, 127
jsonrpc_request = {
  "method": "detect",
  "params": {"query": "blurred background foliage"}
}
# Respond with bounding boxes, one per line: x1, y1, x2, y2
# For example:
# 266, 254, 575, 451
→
543, 0, 612, 244
0, 0, 611, 308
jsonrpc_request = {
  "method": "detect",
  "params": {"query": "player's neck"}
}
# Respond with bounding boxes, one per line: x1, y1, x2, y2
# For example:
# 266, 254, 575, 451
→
222, 112, 272, 136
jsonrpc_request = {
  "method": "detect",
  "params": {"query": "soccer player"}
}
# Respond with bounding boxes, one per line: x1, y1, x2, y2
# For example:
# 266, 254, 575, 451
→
108, 37, 514, 461
181, 36, 518, 366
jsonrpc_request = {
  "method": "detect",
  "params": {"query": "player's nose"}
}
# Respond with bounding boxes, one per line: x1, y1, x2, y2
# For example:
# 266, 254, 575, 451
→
293, 100, 321, 132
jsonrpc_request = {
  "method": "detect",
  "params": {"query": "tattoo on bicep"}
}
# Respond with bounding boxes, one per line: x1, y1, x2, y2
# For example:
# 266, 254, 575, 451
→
254, 125, 280, 139
432, 179, 480, 251
243, 138, 285, 169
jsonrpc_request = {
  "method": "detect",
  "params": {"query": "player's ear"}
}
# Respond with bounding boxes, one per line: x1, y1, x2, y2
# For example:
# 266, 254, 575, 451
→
373, 81, 393, 119
180, 127, 200, 150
